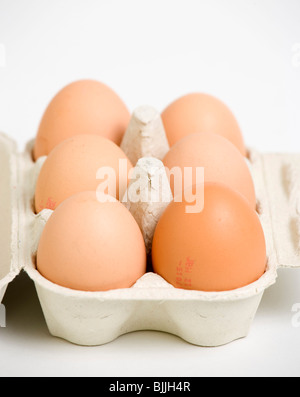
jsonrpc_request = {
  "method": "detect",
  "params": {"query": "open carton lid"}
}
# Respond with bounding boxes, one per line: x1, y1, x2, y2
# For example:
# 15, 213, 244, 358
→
0, 132, 21, 302
251, 149, 300, 269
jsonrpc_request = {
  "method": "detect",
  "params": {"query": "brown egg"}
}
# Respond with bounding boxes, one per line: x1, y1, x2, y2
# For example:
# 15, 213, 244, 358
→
36, 191, 147, 292
33, 80, 130, 160
152, 183, 267, 292
35, 134, 132, 213
163, 132, 256, 209
161, 93, 246, 156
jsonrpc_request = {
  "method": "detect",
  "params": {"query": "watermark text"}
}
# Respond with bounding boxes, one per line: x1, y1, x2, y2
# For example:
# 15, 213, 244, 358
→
96, 161, 205, 214
291, 303, 300, 328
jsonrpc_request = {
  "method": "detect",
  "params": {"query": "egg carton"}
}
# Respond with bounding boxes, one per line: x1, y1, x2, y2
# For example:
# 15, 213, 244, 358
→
1, 106, 300, 347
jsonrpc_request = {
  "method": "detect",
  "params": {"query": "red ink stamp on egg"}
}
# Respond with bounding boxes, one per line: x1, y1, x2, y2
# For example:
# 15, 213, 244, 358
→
176, 257, 195, 289
46, 198, 57, 210
184, 257, 194, 274
176, 261, 184, 285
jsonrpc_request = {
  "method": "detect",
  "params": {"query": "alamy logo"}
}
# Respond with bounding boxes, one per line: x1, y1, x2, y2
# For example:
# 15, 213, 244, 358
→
291, 303, 300, 328
96, 161, 205, 214
0, 304, 6, 328
0, 44, 6, 68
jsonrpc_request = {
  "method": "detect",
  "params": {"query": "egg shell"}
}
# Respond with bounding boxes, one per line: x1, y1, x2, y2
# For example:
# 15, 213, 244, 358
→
163, 132, 256, 209
161, 93, 246, 156
36, 191, 147, 292
34, 134, 133, 213
152, 182, 267, 292
33, 80, 131, 160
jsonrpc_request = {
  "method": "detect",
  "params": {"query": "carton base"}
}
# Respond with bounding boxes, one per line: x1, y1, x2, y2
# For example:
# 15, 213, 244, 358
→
31, 269, 264, 347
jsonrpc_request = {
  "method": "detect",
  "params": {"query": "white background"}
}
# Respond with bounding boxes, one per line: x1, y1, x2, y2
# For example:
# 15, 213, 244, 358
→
1, 0, 300, 377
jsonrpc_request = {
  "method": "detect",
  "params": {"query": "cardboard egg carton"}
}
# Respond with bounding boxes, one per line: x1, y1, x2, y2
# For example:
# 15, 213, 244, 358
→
1, 106, 300, 347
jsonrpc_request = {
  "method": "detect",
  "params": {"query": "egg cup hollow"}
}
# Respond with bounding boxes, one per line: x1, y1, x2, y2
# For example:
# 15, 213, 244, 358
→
1, 107, 300, 347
